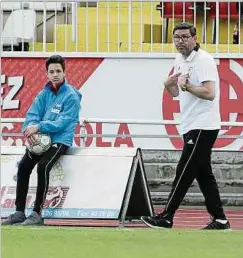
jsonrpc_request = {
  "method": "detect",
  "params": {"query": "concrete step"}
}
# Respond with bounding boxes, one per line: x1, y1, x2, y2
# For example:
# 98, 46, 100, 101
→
142, 150, 243, 164
142, 150, 243, 206
150, 192, 243, 206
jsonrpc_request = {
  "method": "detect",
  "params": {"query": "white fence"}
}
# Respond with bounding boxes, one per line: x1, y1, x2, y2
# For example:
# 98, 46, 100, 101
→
1, 118, 243, 141
1, 0, 243, 56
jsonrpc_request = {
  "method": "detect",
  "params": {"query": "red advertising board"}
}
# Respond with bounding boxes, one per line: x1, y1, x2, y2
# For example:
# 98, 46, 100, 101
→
1, 57, 243, 150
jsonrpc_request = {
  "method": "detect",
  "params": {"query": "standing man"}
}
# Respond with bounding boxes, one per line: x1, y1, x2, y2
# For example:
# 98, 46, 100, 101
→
141, 23, 230, 230
3, 55, 82, 225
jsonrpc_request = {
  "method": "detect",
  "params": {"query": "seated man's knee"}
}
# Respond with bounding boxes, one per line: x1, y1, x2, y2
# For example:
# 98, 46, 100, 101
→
17, 158, 32, 176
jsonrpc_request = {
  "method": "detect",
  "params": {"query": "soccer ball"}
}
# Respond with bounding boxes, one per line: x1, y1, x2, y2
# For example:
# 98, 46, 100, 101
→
26, 133, 52, 155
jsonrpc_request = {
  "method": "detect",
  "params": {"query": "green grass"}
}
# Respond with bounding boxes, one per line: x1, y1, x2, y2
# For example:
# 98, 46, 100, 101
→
2, 226, 243, 258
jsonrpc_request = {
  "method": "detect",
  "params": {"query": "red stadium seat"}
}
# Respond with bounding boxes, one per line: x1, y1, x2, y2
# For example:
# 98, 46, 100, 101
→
157, 2, 194, 19
164, 2, 194, 19
209, 2, 239, 19
155, 2, 213, 43
207, 2, 216, 18
208, 2, 239, 44
156, 2, 195, 43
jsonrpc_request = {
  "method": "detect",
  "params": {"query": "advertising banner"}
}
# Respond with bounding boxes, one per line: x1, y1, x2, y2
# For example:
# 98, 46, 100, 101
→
1, 147, 138, 219
1, 57, 243, 150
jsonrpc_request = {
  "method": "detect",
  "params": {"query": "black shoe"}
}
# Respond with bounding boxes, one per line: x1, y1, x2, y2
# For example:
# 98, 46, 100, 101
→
141, 214, 173, 229
202, 220, 231, 230
2, 211, 26, 225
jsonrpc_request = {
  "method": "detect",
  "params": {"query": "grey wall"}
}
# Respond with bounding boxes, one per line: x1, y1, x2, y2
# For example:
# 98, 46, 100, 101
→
142, 150, 243, 207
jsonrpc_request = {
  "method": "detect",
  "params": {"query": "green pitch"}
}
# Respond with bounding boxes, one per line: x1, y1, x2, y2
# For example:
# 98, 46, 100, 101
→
2, 226, 242, 258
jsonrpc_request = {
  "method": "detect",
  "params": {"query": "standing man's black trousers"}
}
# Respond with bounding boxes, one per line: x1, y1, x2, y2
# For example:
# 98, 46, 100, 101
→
15, 143, 68, 214
163, 129, 226, 221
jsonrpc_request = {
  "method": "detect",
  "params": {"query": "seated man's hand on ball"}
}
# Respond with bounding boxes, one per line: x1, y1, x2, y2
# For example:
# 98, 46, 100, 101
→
24, 125, 39, 138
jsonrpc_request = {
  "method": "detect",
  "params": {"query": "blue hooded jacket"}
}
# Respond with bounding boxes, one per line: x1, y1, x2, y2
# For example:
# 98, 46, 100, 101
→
23, 81, 82, 146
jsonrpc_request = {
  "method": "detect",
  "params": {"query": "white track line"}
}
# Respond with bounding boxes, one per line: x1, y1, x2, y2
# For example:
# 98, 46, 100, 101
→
2, 226, 243, 231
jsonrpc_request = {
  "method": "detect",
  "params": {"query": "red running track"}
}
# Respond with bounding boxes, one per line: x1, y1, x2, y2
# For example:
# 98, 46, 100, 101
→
45, 208, 243, 230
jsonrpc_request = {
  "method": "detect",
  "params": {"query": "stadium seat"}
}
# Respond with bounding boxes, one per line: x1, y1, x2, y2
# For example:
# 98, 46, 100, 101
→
209, 2, 239, 19
157, 2, 194, 19
156, 2, 213, 43
1, 2, 22, 11
209, 2, 240, 44
2, 9, 36, 51
28, 2, 64, 11
156, 2, 193, 43
1, 1, 64, 11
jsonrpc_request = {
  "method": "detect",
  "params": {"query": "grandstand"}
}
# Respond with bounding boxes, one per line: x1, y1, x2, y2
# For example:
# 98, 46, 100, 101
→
1, 0, 243, 54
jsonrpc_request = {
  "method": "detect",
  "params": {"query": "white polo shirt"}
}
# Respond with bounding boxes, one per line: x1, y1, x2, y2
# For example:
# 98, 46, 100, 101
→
173, 48, 221, 135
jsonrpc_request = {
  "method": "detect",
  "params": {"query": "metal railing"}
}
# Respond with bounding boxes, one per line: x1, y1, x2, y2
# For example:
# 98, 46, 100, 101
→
1, 117, 243, 139
1, 0, 243, 57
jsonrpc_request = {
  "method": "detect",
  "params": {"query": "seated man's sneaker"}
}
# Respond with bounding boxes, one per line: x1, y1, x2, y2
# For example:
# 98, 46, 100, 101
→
2, 211, 26, 225
22, 211, 44, 226
141, 214, 173, 229
202, 219, 231, 230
